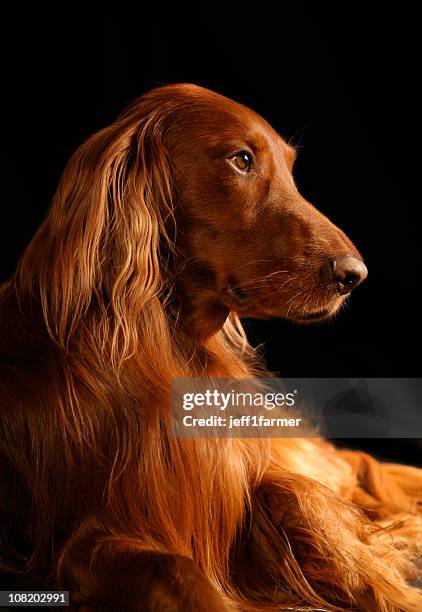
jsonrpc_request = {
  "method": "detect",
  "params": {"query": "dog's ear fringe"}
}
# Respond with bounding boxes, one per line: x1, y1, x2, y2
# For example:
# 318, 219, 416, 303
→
14, 105, 176, 372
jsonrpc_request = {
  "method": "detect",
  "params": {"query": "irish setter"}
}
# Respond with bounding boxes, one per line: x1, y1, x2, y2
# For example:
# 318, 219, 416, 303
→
1, 84, 421, 611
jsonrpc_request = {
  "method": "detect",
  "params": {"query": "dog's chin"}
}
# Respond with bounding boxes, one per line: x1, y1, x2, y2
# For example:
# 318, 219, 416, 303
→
286, 301, 343, 324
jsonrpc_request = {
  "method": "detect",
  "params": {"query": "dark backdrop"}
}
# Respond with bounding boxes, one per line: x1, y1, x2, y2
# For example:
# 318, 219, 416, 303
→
1, 6, 420, 461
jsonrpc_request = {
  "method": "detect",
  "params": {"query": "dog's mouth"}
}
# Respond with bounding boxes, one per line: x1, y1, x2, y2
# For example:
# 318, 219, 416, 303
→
225, 280, 343, 323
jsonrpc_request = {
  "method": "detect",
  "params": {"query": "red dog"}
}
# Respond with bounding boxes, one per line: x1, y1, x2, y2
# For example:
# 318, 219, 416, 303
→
1, 84, 421, 611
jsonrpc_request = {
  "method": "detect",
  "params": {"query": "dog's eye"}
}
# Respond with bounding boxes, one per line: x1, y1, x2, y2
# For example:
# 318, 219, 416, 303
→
229, 151, 252, 173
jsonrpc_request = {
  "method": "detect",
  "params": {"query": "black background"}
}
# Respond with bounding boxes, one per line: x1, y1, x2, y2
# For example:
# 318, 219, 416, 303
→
1, 6, 420, 461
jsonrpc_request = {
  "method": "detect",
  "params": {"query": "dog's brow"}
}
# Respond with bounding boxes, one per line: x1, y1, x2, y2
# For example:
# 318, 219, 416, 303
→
274, 131, 297, 162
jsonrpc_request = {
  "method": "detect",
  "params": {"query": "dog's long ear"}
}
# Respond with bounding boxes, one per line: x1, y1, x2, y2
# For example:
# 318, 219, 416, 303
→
16, 104, 175, 370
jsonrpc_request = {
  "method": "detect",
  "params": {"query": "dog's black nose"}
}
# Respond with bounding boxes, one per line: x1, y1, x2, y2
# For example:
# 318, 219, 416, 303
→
329, 256, 368, 295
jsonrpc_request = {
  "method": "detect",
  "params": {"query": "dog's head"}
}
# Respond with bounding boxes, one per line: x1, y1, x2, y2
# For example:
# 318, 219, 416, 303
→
145, 84, 367, 335
17, 83, 367, 352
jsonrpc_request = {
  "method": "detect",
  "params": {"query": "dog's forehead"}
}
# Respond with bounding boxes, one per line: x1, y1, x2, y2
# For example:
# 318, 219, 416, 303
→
174, 95, 290, 158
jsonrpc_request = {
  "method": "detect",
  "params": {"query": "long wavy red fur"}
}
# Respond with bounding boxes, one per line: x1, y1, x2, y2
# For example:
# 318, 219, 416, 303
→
1, 84, 421, 611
